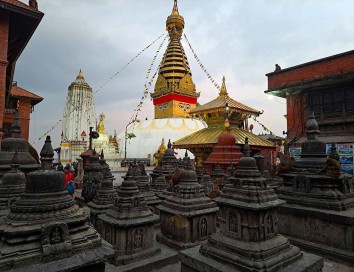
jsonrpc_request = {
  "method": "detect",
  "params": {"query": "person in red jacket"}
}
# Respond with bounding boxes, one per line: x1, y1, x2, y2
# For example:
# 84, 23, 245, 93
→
64, 165, 75, 198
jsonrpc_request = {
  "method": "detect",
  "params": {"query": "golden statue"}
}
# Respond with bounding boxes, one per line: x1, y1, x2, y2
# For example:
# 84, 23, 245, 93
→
153, 139, 167, 166
97, 113, 105, 134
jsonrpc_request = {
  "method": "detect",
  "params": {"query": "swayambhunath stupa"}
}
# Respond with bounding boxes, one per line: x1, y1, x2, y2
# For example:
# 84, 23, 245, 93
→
1, 0, 354, 271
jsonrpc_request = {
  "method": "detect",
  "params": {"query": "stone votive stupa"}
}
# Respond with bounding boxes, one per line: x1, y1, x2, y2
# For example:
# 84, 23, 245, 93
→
157, 164, 219, 249
97, 178, 160, 266
123, 161, 161, 214
0, 152, 25, 217
179, 137, 323, 271
150, 139, 177, 193
87, 150, 117, 230
0, 136, 114, 271
82, 149, 104, 203
277, 112, 354, 262
0, 111, 39, 177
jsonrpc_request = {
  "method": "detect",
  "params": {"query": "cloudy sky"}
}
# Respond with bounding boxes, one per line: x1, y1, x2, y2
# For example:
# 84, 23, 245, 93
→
15, 0, 354, 149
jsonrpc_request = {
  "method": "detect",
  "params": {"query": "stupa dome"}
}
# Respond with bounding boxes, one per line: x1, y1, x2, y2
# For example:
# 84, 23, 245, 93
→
117, 118, 206, 161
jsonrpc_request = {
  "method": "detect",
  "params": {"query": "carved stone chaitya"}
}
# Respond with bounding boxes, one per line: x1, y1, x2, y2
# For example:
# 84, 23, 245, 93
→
179, 138, 323, 272
0, 136, 114, 272
150, 139, 177, 195
82, 149, 104, 203
200, 169, 212, 196
157, 167, 218, 249
97, 178, 160, 266
0, 152, 25, 217
0, 112, 39, 177
87, 150, 117, 230
276, 112, 354, 263
123, 161, 161, 214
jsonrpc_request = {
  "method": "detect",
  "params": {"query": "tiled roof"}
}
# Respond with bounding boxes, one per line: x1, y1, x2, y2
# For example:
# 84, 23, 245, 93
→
190, 96, 261, 115
173, 123, 274, 148
11, 85, 43, 101
0, 0, 41, 13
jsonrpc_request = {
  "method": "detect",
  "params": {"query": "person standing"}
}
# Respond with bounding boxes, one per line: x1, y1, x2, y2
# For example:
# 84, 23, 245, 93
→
64, 165, 75, 198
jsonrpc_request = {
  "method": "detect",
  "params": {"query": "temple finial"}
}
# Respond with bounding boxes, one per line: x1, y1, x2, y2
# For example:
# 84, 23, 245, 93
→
76, 69, 84, 80
219, 76, 228, 97
172, 0, 179, 15
243, 137, 251, 157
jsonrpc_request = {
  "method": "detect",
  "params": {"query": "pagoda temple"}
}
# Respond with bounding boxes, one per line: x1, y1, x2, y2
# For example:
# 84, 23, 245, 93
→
117, 0, 206, 163
174, 76, 276, 168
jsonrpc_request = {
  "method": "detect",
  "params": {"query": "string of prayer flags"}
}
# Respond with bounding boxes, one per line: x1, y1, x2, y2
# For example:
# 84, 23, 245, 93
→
183, 33, 221, 91
32, 33, 166, 145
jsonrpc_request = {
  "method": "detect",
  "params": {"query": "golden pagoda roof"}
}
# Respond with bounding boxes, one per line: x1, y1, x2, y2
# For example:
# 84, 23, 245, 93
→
173, 123, 274, 148
190, 76, 260, 115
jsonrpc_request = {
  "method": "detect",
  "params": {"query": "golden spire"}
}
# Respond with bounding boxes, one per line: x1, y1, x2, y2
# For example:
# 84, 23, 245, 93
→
97, 113, 105, 134
219, 76, 229, 97
151, 0, 199, 119
166, 0, 184, 35
172, 0, 179, 15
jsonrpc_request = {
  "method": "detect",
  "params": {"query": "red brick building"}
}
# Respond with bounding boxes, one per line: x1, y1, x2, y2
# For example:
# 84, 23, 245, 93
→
265, 50, 354, 147
0, 0, 43, 142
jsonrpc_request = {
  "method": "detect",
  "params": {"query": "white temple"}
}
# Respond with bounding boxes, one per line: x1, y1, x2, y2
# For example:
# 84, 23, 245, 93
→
60, 71, 120, 168
117, 1, 206, 164
60, 70, 96, 164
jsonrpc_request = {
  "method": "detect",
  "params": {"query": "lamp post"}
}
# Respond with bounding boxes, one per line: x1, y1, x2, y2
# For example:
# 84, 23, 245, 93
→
124, 120, 140, 161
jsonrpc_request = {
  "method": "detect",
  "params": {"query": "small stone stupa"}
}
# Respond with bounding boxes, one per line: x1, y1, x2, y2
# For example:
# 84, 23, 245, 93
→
87, 150, 117, 230
150, 139, 177, 193
97, 178, 160, 266
0, 152, 25, 217
179, 137, 323, 271
123, 161, 161, 214
82, 149, 104, 203
277, 112, 354, 262
157, 164, 218, 249
0, 112, 39, 176
0, 136, 114, 271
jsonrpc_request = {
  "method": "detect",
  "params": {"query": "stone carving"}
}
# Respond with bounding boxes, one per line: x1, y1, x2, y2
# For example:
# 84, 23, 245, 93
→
133, 229, 143, 249
82, 150, 104, 202
97, 178, 160, 265
41, 222, 72, 256
199, 217, 208, 239
294, 175, 310, 193
276, 113, 354, 263
0, 136, 114, 271
179, 137, 323, 271
157, 168, 218, 249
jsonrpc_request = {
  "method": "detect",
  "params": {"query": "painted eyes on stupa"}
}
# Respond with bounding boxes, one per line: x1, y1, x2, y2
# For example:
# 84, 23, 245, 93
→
178, 103, 190, 109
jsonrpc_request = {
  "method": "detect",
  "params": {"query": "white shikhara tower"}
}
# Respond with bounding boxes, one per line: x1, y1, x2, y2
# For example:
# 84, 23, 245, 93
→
60, 70, 96, 164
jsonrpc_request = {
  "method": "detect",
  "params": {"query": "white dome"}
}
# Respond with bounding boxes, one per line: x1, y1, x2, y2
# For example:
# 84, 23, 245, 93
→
117, 118, 207, 161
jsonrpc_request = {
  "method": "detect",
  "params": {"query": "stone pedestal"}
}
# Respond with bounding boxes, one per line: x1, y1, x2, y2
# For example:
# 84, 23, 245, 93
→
277, 113, 354, 263
0, 136, 114, 271
98, 179, 160, 266
179, 138, 323, 271
157, 168, 218, 249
